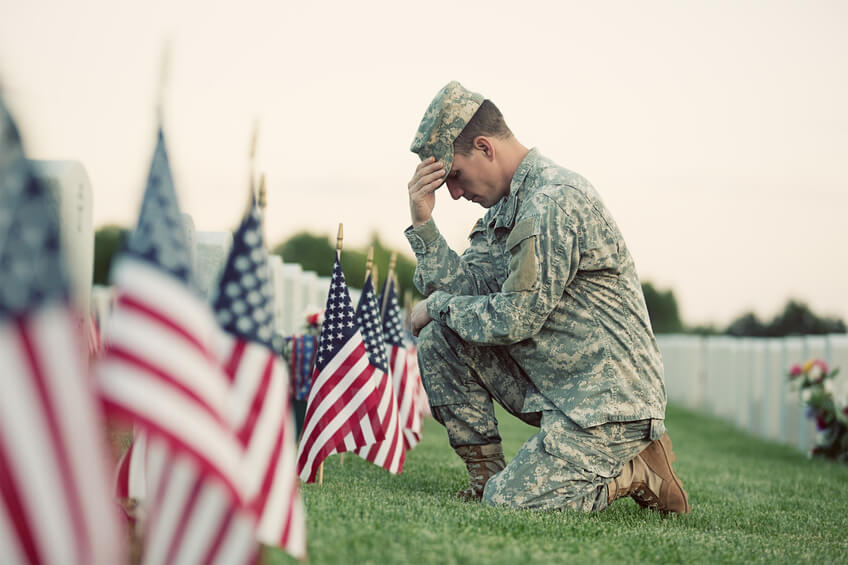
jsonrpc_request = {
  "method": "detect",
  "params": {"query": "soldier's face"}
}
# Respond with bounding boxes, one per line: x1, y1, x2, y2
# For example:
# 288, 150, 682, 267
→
445, 150, 507, 208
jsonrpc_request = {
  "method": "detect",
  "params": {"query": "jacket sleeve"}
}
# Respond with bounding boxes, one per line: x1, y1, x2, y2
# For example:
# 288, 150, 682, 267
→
405, 217, 500, 297
425, 195, 580, 345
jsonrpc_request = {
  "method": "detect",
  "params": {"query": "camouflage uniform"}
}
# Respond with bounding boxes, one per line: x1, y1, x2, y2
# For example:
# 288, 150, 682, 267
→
405, 144, 667, 510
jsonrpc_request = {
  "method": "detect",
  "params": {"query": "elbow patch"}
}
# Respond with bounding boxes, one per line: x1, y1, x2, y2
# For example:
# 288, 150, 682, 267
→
502, 216, 540, 292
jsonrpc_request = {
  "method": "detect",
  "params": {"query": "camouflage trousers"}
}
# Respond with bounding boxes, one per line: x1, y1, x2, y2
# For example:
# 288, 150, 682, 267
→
417, 322, 652, 511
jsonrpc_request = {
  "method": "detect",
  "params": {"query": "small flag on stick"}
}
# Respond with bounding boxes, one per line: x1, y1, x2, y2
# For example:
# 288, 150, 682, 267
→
97, 128, 257, 564
296, 226, 385, 483
353, 270, 405, 473
380, 274, 422, 451
212, 195, 306, 559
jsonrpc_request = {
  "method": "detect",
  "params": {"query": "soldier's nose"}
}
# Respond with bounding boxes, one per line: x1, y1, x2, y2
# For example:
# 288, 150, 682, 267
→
446, 181, 463, 200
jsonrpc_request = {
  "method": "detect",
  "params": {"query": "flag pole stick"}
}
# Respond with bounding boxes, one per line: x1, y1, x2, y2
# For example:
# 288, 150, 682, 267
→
319, 223, 344, 485
380, 252, 397, 319
155, 39, 172, 125
257, 173, 267, 241
336, 223, 344, 259
258, 173, 266, 210
364, 247, 374, 279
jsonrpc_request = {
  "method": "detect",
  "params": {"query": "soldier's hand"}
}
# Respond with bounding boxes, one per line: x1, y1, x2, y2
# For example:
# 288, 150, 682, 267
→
410, 299, 433, 336
408, 157, 445, 227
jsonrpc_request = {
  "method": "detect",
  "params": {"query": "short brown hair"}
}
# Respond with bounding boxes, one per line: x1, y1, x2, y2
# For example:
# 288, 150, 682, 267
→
453, 99, 512, 155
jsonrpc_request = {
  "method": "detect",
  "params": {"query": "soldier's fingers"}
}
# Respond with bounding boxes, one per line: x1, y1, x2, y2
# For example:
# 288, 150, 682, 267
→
410, 167, 445, 193
409, 159, 444, 188
416, 177, 443, 195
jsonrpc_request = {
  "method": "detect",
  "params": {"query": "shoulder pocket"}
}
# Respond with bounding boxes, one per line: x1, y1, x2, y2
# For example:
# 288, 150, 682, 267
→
502, 216, 540, 292
467, 218, 486, 241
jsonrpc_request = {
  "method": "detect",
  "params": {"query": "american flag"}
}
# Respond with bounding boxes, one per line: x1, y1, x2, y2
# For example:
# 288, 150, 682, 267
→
212, 198, 306, 559
380, 277, 422, 451
0, 96, 124, 563
295, 256, 384, 483
289, 334, 317, 401
97, 128, 257, 564
354, 275, 405, 473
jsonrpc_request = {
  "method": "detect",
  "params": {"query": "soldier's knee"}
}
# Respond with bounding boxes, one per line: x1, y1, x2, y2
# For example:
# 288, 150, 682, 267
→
481, 469, 510, 507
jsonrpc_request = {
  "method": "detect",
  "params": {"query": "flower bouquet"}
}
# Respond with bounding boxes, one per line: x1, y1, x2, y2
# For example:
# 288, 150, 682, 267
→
788, 359, 848, 462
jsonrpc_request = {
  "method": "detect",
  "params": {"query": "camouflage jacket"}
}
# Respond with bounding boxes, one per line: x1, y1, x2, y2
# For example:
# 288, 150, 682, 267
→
405, 148, 666, 429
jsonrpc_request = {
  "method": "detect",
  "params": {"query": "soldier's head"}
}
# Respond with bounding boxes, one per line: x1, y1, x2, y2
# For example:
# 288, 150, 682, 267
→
410, 81, 525, 209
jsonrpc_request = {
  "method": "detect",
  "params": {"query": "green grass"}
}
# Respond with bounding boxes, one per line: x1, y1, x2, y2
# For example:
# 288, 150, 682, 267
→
266, 405, 848, 564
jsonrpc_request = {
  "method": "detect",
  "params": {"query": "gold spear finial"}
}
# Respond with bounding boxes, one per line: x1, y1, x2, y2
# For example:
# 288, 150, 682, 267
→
336, 223, 344, 256
258, 173, 267, 209
365, 246, 374, 275
381, 252, 399, 317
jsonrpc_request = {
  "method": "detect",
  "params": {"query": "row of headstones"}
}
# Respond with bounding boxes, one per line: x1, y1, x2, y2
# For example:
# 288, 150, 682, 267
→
93, 219, 362, 340
33, 159, 356, 342
657, 334, 848, 454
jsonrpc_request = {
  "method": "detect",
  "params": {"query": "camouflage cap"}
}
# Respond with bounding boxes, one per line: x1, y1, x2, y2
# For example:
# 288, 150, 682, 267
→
410, 81, 484, 179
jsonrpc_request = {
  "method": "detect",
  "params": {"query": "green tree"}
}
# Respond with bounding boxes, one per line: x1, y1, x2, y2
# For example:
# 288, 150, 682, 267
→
93, 224, 128, 285
641, 282, 684, 334
765, 300, 845, 336
725, 312, 768, 337
271, 231, 421, 303
723, 299, 846, 337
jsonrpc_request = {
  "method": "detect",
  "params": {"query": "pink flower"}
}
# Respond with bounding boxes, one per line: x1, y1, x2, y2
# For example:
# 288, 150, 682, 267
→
789, 364, 803, 378
304, 307, 325, 328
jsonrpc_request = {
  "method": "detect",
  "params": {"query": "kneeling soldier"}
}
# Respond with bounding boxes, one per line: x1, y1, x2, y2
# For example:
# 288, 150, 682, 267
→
405, 81, 689, 514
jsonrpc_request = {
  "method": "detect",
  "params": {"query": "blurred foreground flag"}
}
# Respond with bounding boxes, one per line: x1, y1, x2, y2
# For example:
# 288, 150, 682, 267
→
0, 96, 124, 563
354, 274, 405, 473
212, 197, 306, 559
380, 277, 422, 451
96, 129, 257, 564
296, 256, 384, 482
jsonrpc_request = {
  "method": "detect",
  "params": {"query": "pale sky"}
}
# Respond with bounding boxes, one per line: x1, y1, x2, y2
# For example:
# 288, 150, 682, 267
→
1, 0, 846, 327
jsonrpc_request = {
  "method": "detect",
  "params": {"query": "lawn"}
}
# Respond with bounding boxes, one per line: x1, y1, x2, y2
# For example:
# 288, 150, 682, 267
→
266, 404, 848, 564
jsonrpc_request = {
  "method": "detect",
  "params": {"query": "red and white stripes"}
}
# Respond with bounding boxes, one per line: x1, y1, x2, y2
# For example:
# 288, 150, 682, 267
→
296, 334, 383, 483
390, 343, 423, 451
217, 335, 306, 559
98, 258, 256, 564
0, 305, 125, 564
355, 359, 405, 473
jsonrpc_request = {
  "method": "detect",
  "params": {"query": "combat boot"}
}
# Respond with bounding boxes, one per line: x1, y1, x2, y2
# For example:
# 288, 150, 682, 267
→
454, 443, 505, 501
607, 432, 690, 515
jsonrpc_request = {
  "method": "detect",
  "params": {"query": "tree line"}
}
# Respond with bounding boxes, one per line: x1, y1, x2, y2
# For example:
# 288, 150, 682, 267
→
94, 226, 845, 337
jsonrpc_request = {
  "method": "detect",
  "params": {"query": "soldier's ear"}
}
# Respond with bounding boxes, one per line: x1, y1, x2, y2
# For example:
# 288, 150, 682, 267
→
474, 136, 495, 161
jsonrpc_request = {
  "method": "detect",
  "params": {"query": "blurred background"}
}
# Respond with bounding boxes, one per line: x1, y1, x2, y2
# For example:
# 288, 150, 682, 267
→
1, 0, 845, 334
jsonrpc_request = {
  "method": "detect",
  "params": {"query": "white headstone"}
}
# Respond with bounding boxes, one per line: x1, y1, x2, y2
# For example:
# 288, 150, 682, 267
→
194, 231, 233, 300
267, 255, 285, 333
30, 160, 93, 320
181, 213, 196, 275
91, 284, 116, 341
281, 263, 303, 335
316, 276, 332, 309
300, 270, 319, 313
